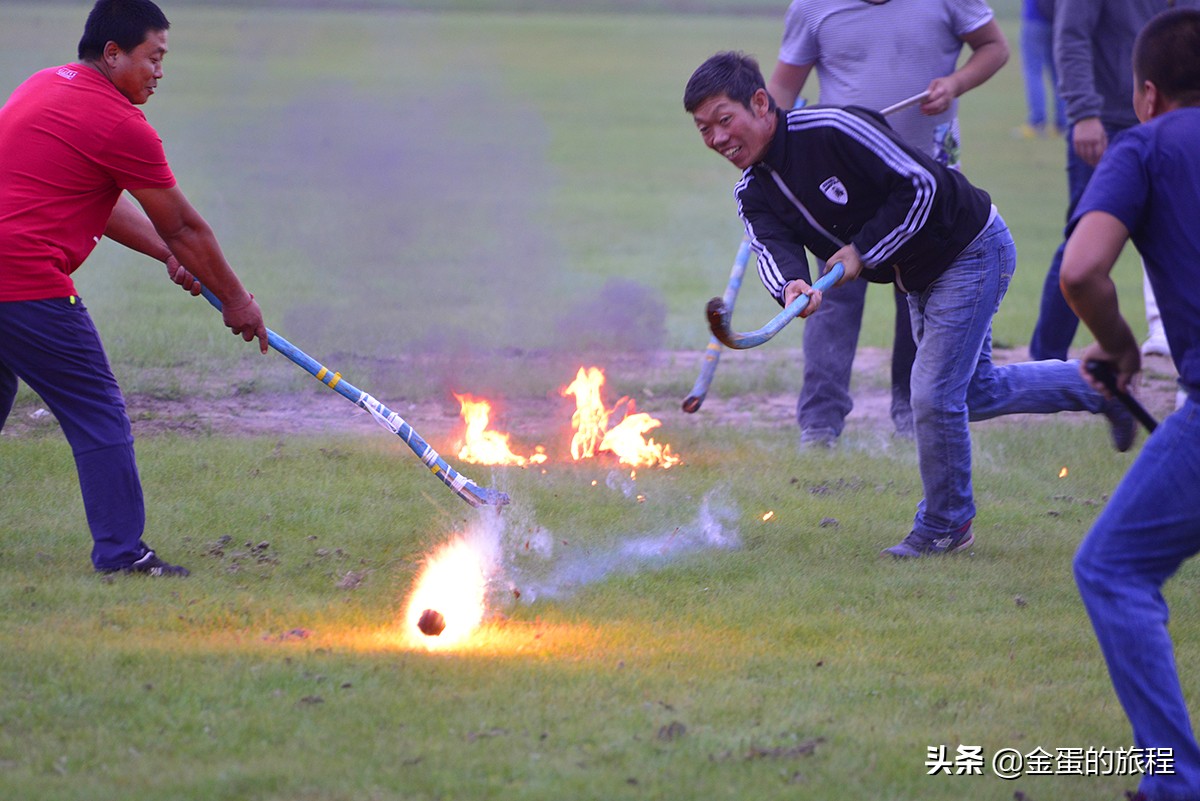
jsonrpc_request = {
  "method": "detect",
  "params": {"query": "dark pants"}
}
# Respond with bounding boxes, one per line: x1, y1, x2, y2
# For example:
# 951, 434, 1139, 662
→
798, 280, 916, 438
0, 297, 147, 570
1029, 121, 1125, 361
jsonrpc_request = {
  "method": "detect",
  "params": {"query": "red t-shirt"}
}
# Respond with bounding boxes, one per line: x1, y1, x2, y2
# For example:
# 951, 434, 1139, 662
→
0, 64, 176, 301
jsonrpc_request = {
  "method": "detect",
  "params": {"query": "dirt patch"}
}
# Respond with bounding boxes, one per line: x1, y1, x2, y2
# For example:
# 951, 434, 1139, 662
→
3, 347, 1180, 445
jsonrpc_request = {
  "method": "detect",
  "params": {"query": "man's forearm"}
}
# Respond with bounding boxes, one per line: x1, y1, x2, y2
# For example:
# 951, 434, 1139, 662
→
1062, 273, 1137, 355
1060, 212, 1139, 356
104, 194, 171, 263
160, 223, 252, 306
952, 21, 1009, 96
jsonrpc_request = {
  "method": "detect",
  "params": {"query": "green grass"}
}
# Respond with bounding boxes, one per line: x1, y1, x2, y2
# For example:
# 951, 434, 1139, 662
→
0, 3, 1179, 800
1, 423, 1187, 801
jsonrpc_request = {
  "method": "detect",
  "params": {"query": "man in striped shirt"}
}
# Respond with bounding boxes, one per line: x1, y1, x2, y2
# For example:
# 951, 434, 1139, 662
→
684, 51, 1134, 558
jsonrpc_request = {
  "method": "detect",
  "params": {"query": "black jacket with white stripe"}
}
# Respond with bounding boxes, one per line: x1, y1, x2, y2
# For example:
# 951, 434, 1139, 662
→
735, 106, 993, 304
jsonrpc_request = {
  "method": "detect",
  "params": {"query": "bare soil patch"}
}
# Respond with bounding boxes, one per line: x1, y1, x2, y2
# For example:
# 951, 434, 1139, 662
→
4, 347, 1181, 445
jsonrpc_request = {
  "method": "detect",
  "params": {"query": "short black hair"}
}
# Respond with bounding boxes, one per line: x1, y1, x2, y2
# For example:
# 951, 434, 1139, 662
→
683, 51, 774, 114
1133, 8, 1200, 106
78, 0, 170, 61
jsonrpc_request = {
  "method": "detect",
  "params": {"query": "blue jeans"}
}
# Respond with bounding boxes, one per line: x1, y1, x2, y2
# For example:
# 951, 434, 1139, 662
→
798, 280, 915, 437
0, 297, 148, 570
1020, 17, 1066, 130
1029, 121, 1124, 360
906, 215, 1106, 536
1075, 400, 1200, 801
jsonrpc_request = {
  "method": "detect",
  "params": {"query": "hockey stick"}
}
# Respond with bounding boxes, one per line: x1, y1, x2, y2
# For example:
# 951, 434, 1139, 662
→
682, 237, 751, 413
707, 263, 845, 350
1084, 359, 1159, 433
879, 91, 930, 116
197, 286, 509, 507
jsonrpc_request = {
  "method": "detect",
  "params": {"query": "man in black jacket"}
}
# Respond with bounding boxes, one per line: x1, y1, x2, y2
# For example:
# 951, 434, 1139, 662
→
684, 51, 1133, 557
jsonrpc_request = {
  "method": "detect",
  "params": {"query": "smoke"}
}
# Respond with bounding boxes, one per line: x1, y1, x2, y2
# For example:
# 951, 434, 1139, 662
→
461, 484, 741, 608
553, 278, 668, 353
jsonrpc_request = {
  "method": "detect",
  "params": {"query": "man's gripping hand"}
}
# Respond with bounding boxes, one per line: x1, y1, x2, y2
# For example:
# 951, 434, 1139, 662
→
165, 255, 201, 295
782, 279, 824, 318
1079, 341, 1141, 398
828, 244, 863, 286
222, 293, 269, 354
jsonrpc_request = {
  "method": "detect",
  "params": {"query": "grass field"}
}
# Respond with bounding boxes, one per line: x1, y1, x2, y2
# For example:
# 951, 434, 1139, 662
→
0, 3, 1188, 800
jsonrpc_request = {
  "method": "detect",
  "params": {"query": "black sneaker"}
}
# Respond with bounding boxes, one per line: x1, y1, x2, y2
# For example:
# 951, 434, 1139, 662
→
1102, 397, 1137, 453
99, 549, 190, 577
881, 522, 974, 559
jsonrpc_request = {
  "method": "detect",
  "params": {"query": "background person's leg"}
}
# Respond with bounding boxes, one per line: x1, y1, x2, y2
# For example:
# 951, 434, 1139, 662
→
890, 284, 915, 437
1029, 126, 1096, 360
1018, 17, 1050, 135
797, 278, 867, 445
1142, 266, 1170, 357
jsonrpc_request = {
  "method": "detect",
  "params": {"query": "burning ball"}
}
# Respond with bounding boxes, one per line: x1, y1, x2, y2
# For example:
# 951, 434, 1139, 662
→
417, 608, 447, 637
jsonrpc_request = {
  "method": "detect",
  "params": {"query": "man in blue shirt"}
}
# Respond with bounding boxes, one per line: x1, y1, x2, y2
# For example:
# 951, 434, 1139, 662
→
1062, 9, 1200, 799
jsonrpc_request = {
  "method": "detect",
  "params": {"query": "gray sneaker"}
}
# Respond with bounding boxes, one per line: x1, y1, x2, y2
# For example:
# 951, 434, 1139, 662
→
1102, 397, 1137, 453
882, 522, 974, 559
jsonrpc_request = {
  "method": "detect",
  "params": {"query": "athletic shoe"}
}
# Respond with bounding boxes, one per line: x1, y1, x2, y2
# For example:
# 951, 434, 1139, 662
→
799, 427, 837, 449
99, 548, 190, 577
1102, 398, 1137, 453
1011, 122, 1046, 140
1141, 331, 1170, 358
881, 522, 974, 559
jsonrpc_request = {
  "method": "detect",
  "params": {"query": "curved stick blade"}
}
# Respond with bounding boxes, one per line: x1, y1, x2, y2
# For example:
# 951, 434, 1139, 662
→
706, 263, 844, 351
706, 297, 737, 348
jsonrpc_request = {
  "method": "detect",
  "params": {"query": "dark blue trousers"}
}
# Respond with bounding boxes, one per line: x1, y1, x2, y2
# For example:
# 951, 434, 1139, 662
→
0, 297, 147, 570
1029, 121, 1126, 360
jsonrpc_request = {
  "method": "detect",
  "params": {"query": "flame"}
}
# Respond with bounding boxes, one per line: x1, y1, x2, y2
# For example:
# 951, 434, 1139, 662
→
562, 366, 681, 469
455, 393, 541, 466
450, 367, 680, 469
402, 535, 489, 649
599, 410, 680, 469
1059, 467, 1069, 478
762, 511, 775, 522
562, 367, 610, 460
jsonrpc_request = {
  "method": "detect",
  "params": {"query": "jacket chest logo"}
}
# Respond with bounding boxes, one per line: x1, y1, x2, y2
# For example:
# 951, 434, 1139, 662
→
819, 176, 848, 205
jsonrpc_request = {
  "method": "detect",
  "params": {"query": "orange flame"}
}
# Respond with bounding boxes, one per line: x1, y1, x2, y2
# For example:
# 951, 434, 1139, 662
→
455, 393, 543, 466
600, 410, 681, 469
561, 367, 610, 460
562, 366, 681, 469
402, 535, 489, 649
1059, 466, 1069, 478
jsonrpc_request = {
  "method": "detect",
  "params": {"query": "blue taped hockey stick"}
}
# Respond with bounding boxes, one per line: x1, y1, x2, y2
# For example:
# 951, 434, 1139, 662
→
682, 237, 750, 413
706, 263, 845, 350
197, 286, 509, 508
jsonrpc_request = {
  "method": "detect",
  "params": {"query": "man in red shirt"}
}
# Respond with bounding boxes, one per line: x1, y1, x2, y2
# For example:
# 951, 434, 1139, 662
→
0, 0, 268, 576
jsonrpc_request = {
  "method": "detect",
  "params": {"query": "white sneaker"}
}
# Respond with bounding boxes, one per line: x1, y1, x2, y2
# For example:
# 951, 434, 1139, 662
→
1142, 331, 1170, 357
